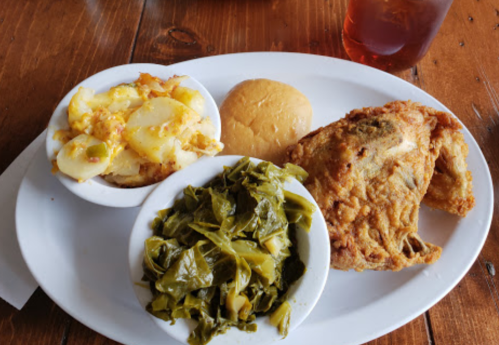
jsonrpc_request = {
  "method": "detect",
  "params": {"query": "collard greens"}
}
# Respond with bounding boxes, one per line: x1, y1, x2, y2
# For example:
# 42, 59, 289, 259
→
142, 157, 315, 345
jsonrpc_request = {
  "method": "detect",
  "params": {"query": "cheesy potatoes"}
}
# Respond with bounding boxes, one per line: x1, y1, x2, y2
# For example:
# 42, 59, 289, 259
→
55, 73, 223, 187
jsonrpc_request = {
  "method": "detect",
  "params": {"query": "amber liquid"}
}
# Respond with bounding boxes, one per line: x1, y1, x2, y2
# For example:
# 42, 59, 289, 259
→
343, 0, 453, 73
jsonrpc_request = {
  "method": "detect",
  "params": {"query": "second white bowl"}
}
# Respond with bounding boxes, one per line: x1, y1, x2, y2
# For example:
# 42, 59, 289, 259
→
128, 155, 330, 345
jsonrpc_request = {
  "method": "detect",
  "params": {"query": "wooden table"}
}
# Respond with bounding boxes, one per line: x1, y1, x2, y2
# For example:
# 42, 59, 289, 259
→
1, 0, 498, 344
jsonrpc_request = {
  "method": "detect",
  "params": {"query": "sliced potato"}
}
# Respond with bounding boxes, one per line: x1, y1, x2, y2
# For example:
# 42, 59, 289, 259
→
57, 134, 111, 181
183, 117, 223, 155
136, 73, 189, 97
107, 85, 143, 111
67, 87, 95, 132
104, 148, 143, 176
68, 85, 142, 131
172, 142, 198, 170
60, 75, 222, 186
126, 97, 199, 163
171, 86, 205, 115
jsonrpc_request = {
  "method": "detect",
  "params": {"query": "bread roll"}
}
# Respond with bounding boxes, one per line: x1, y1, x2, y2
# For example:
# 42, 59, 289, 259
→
219, 79, 312, 165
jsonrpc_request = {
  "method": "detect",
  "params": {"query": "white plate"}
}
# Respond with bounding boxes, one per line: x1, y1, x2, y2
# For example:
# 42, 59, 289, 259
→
16, 53, 493, 345
129, 156, 330, 345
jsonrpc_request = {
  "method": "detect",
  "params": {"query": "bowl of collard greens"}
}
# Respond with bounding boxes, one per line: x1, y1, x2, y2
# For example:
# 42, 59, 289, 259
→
129, 156, 330, 345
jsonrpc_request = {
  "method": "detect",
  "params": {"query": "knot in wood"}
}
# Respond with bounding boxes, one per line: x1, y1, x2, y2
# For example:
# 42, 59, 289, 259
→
168, 28, 197, 45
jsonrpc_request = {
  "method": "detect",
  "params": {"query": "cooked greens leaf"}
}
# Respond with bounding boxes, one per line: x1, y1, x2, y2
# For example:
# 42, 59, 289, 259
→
232, 240, 276, 285
155, 243, 214, 302
189, 223, 235, 255
234, 256, 252, 294
282, 163, 308, 183
284, 190, 316, 233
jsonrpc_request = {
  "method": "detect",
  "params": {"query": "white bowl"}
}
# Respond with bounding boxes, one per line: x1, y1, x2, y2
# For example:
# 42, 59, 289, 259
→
128, 155, 330, 345
46, 63, 221, 208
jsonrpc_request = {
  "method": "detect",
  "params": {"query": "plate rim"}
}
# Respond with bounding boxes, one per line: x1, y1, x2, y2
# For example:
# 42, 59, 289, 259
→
16, 52, 494, 345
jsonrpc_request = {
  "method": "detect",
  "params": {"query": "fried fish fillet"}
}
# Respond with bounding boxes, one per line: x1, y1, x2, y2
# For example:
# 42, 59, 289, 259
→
287, 101, 474, 271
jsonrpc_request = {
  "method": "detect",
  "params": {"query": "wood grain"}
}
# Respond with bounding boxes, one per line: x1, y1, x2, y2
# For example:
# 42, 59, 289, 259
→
0, 0, 144, 344
64, 319, 121, 345
407, 0, 499, 343
0, 289, 68, 345
0, 0, 145, 175
132, 0, 350, 65
430, 261, 499, 345
1, 0, 498, 344
365, 316, 430, 345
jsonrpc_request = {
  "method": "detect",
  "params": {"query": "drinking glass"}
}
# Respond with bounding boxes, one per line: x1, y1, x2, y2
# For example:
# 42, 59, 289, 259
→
342, 0, 453, 73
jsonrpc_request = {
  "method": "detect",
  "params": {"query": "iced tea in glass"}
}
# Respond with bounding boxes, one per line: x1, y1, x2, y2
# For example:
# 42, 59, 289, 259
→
342, 0, 453, 73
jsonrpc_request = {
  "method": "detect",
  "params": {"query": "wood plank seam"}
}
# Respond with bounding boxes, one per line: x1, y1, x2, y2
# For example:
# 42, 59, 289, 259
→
59, 317, 71, 345
410, 65, 427, 91
128, 0, 148, 63
424, 311, 436, 345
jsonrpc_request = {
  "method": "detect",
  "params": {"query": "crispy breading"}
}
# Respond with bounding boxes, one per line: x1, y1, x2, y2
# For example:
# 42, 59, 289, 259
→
423, 115, 475, 216
287, 101, 474, 271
